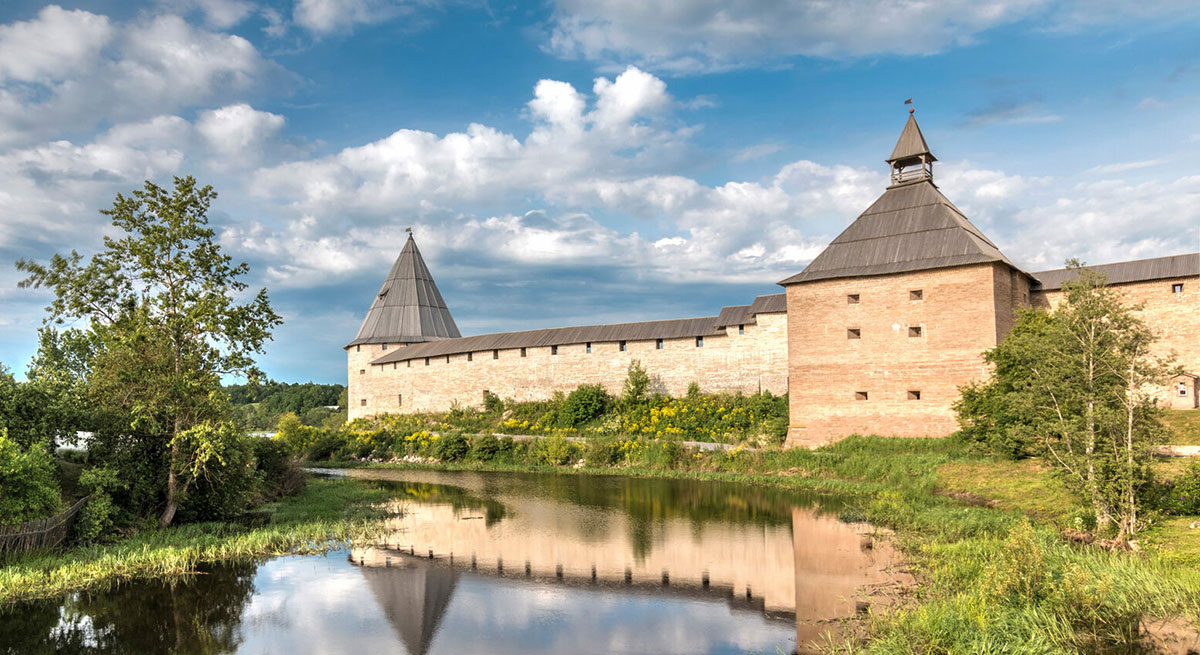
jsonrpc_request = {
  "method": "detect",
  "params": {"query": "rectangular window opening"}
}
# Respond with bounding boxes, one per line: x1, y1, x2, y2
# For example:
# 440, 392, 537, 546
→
359, 369, 365, 375
907, 390, 921, 401
397, 394, 403, 407
847, 328, 861, 340
1180, 382, 1189, 396
908, 326, 923, 338
1173, 283, 1184, 293
738, 324, 745, 335
392, 362, 396, 370
360, 399, 367, 406
356, 345, 361, 352
656, 339, 664, 350
586, 342, 592, 354
445, 355, 450, 363
551, 345, 558, 356
467, 352, 473, 362
520, 347, 527, 358
424, 357, 430, 366
854, 391, 868, 401
407, 360, 411, 368
847, 294, 860, 305
695, 336, 704, 347
382, 343, 388, 350
909, 289, 923, 301
619, 341, 627, 352
493, 349, 499, 360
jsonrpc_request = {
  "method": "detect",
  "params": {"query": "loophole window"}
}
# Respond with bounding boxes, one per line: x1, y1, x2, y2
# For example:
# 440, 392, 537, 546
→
909, 289, 923, 301
907, 390, 922, 400
854, 391, 868, 401
847, 294, 860, 304
909, 326, 923, 338
847, 328, 861, 340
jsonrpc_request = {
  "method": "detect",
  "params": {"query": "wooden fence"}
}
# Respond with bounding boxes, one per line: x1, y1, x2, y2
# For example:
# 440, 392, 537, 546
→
0, 495, 90, 554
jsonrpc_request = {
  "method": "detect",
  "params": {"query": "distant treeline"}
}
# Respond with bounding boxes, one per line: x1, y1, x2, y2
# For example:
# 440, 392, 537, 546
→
224, 381, 346, 430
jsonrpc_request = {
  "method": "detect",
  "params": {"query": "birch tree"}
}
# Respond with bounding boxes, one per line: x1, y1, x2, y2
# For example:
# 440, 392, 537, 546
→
17, 176, 281, 527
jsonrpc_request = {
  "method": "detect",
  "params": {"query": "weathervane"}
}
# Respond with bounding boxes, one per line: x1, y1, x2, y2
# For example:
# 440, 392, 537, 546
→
405, 227, 412, 234
904, 97, 914, 114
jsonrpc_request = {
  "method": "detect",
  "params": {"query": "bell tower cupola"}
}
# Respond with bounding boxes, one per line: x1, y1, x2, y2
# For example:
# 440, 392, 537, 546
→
886, 106, 936, 185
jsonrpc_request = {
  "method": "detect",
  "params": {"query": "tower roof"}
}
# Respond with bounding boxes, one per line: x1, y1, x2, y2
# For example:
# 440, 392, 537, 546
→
886, 113, 936, 168
347, 232, 461, 348
779, 179, 1017, 285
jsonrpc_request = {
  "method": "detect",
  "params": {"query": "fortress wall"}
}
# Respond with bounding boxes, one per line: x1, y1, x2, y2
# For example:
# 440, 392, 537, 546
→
1032, 274, 1200, 409
785, 263, 1008, 447
349, 311, 788, 418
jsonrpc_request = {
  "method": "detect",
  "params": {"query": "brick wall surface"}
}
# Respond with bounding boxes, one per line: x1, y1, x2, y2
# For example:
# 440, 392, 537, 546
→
1033, 275, 1199, 410
347, 312, 789, 420
784, 263, 1015, 447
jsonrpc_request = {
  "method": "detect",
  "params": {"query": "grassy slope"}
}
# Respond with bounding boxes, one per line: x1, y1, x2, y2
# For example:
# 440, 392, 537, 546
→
1164, 409, 1200, 445
0, 478, 394, 603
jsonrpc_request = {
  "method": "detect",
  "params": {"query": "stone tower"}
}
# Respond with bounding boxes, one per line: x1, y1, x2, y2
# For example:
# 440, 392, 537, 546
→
780, 112, 1032, 446
346, 232, 460, 417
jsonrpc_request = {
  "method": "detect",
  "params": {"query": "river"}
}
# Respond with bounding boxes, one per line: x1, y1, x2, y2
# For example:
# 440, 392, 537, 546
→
1, 469, 909, 654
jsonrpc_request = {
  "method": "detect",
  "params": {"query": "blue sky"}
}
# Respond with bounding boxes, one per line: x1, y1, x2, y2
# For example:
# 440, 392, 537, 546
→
1, 0, 1198, 384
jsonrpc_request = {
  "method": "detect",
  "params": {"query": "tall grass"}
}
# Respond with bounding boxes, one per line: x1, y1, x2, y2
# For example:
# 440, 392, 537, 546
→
0, 478, 395, 603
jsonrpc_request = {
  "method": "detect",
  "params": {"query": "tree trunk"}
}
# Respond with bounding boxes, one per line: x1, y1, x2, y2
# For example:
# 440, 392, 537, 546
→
1123, 361, 1137, 540
158, 416, 181, 528
1085, 358, 1110, 529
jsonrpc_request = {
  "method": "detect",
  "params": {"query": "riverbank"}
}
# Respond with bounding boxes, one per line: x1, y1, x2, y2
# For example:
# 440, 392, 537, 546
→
325, 435, 1200, 653
0, 477, 396, 603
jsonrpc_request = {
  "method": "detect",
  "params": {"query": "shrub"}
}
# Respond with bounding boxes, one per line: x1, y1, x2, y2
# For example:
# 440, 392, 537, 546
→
686, 382, 701, 398
622, 360, 650, 406
1160, 462, 1200, 515
72, 466, 123, 543
482, 390, 504, 413
533, 434, 579, 466
177, 426, 261, 523
585, 435, 622, 466
559, 384, 610, 427
470, 434, 503, 461
252, 437, 305, 500
0, 430, 61, 524
306, 432, 345, 462
433, 433, 470, 462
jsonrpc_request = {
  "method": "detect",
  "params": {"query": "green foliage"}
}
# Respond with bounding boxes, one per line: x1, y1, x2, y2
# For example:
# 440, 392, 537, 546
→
1158, 462, 1200, 515
482, 390, 504, 413
532, 434, 580, 466
686, 381, 701, 398
469, 434, 504, 461
73, 467, 123, 543
432, 433, 470, 462
956, 264, 1175, 540
559, 384, 611, 427
16, 176, 282, 528
251, 438, 305, 501
621, 359, 651, 406
0, 430, 62, 524
175, 423, 260, 523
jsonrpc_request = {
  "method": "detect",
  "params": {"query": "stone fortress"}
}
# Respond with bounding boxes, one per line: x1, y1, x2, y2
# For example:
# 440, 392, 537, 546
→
347, 113, 1199, 447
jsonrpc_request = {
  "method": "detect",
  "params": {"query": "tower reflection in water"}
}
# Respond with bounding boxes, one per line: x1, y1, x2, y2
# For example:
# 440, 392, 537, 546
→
348, 472, 910, 654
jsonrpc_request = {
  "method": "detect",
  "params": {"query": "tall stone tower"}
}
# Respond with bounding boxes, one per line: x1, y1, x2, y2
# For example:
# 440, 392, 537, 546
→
346, 231, 460, 418
780, 112, 1032, 446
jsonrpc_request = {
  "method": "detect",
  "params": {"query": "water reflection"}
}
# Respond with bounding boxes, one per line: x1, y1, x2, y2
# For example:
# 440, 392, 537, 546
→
1, 470, 908, 654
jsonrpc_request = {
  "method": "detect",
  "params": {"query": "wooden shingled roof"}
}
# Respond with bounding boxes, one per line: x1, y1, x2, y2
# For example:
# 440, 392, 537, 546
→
887, 114, 937, 167
779, 179, 1019, 285
347, 233, 461, 348
369, 295, 789, 366
1032, 253, 1199, 290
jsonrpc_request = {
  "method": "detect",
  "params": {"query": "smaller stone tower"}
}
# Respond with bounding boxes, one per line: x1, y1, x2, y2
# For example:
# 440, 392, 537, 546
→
346, 231, 460, 418
780, 111, 1031, 446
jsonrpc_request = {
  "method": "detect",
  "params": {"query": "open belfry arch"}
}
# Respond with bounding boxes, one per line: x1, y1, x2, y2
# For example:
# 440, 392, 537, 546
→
346, 111, 1199, 440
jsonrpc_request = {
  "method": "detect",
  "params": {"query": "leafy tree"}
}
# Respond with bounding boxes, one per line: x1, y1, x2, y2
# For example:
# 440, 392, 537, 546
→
17, 176, 281, 527
957, 264, 1173, 540
622, 359, 650, 406
0, 428, 62, 524
559, 384, 611, 427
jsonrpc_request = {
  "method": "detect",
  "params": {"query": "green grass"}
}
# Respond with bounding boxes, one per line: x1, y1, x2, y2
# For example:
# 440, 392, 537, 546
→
0, 478, 397, 604
1163, 409, 1200, 445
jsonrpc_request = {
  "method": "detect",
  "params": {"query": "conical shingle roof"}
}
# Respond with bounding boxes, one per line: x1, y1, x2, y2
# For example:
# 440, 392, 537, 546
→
348, 233, 461, 348
887, 114, 936, 167
779, 179, 1016, 285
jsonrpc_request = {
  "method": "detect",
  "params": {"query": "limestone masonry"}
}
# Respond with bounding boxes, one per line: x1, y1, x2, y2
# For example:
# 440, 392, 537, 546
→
346, 115, 1199, 447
